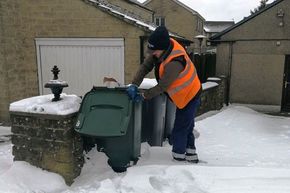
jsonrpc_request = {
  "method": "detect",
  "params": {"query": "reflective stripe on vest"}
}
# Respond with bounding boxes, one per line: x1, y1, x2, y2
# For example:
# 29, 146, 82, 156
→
159, 38, 201, 109
168, 50, 183, 57
178, 57, 193, 79
167, 69, 197, 96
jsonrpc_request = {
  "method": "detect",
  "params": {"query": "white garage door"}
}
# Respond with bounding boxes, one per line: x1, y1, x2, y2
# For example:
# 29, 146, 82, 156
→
35, 38, 124, 96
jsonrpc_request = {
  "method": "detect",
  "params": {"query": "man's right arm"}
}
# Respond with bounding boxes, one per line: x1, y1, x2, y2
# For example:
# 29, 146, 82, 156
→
131, 54, 154, 86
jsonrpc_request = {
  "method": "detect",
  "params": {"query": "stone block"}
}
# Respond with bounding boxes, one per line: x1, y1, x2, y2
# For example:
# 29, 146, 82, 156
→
41, 152, 76, 184
10, 112, 83, 185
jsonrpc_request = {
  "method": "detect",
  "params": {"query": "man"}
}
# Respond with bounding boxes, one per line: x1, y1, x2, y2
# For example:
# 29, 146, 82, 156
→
127, 26, 202, 163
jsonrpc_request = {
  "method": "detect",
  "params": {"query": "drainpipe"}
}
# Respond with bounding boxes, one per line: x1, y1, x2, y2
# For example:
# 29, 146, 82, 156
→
226, 42, 234, 105
139, 36, 148, 64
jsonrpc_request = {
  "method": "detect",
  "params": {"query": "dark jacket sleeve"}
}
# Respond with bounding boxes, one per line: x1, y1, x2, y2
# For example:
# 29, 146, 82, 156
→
132, 54, 155, 86
144, 60, 184, 99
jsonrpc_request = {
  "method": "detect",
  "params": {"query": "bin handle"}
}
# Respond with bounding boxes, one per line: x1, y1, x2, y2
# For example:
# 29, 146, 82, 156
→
120, 101, 133, 134
90, 104, 123, 111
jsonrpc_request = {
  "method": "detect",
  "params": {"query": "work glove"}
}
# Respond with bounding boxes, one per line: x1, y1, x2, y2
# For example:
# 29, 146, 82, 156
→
126, 84, 144, 102
134, 93, 144, 102
127, 84, 138, 100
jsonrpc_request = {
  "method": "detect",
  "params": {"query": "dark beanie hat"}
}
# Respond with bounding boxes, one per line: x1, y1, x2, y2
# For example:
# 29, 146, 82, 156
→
148, 26, 170, 50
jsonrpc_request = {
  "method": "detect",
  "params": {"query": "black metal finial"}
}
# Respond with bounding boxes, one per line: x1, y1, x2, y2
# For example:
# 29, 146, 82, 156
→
45, 65, 68, 102
51, 65, 60, 80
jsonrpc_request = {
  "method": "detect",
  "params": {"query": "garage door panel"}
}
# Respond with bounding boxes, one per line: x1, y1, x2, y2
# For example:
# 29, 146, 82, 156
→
36, 38, 124, 96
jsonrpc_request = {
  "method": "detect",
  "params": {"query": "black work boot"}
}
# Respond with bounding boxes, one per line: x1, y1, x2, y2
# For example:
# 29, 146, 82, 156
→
172, 152, 186, 162
173, 157, 186, 162
185, 153, 199, 163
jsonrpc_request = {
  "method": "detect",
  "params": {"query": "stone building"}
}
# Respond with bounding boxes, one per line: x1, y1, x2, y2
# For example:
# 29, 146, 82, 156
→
204, 21, 235, 53
0, 0, 190, 123
211, 0, 290, 112
204, 21, 235, 39
143, 0, 206, 53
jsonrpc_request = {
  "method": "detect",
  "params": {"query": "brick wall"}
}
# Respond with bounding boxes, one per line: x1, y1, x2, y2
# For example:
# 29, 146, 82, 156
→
0, 0, 149, 122
10, 112, 83, 185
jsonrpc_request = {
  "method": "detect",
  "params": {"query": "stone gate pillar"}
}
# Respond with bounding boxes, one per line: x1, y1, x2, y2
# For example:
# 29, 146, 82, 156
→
9, 94, 83, 185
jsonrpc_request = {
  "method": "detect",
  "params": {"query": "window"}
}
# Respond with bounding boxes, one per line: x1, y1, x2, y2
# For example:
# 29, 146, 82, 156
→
155, 17, 165, 26
196, 18, 203, 33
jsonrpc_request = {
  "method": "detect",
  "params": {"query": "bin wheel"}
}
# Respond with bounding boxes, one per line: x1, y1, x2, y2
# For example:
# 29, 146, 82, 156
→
97, 146, 104, 152
107, 159, 127, 173
131, 158, 139, 165
111, 166, 127, 173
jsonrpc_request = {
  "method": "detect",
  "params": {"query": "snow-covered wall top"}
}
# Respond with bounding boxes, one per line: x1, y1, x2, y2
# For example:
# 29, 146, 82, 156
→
9, 78, 219, 116
139, 78, 157, 89
202, 82, 218, 90
139, 78, 219, 90
9, 94, 81, 116
207, 77, 221, 81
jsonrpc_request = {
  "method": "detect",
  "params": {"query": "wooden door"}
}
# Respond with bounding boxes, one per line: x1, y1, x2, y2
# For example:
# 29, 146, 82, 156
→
281, 55, 290, 112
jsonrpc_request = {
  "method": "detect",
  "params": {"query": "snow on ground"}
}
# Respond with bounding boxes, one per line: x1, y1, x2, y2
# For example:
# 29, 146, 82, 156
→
1, 105, 290, 193
0, 125, 12, 176
0, 125, 11, 142
0, 161, 67, 193
197, 106, 290, 168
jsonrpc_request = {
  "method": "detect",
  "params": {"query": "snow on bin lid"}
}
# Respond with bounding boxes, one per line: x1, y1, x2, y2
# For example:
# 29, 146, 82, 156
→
9, 93, 81, 115
139, 78, 158, 89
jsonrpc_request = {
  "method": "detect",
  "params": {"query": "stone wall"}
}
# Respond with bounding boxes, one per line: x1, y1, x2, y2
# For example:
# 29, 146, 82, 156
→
197, 76, 227, 116
10, 112, 83, 185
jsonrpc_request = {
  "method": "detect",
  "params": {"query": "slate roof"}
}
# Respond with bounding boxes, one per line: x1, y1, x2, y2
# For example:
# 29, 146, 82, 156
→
125, 0, 153, 12
143, 0, 205, 21
204, 21, 235, 33
84, 0, 191, 42
210, 0, 284, 40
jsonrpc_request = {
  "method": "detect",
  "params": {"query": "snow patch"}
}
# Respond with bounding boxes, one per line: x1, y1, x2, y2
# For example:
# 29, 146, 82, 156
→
0, 161, 67, 193
207, 77, 221, 81
0, 126, 11, 136
139, 78, 158, 89
9, 94, 81, 115
1, 106, 290, 192
202, 81, 218, 90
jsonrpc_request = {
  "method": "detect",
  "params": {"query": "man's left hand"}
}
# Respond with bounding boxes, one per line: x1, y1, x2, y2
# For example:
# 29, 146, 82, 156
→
134, 93, 145, 102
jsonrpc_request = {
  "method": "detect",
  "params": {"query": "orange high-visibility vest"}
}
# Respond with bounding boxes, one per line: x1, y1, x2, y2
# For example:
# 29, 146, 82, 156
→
159, 38, 201, 109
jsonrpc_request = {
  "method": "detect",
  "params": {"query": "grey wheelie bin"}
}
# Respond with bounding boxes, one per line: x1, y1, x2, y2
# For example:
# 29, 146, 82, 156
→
74, 87, 142, 172
164, 99, 176, 143
141, 93, 167, 146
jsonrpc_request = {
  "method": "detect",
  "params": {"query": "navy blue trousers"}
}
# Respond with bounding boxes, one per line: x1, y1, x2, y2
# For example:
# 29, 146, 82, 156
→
171, 96, 200, 155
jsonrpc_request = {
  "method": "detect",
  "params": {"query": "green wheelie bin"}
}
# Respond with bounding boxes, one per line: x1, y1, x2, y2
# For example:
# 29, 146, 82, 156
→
74, 87, 142, 172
